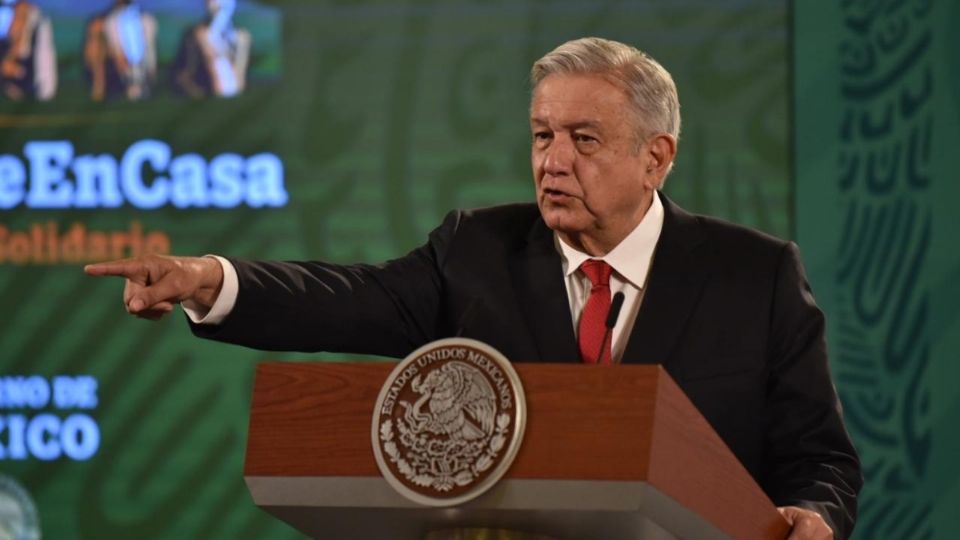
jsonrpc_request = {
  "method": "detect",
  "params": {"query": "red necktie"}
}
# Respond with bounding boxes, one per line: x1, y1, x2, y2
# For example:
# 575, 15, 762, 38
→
578, 260, 613, 364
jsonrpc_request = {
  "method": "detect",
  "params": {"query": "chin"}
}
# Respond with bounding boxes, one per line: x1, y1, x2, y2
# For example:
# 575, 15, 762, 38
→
540, 210, 585, 235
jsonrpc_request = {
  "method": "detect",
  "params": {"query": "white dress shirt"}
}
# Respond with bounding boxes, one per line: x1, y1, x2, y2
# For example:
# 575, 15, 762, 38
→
182, 255, 238, 324
554, 191, 664, 363
186, 192, 666, 362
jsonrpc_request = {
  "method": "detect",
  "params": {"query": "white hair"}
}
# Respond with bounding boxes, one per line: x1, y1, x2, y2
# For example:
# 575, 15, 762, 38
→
531, 37, 681, 142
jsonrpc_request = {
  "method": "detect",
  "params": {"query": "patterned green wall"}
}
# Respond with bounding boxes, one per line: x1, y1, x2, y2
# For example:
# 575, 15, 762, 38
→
0, 1, 792, 538
795, 0, 960, 538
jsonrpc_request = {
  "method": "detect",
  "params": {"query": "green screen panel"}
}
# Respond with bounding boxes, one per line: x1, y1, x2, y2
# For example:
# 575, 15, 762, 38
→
0, 1, 788, 538
795, 0, 960, 538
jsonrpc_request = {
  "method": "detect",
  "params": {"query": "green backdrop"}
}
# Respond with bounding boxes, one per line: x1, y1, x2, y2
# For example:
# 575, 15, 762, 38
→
795, 0, 959, 538
2, 0, 954, 538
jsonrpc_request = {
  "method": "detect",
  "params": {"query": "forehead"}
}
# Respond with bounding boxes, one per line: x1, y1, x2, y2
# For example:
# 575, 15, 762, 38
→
530, 73, 630, 126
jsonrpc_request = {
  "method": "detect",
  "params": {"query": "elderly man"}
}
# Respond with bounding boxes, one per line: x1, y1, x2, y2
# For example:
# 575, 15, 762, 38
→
86, 37, 862, 539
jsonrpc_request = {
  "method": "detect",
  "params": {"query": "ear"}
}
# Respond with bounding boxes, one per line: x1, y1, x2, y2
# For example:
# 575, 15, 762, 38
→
643, 134, 677, 188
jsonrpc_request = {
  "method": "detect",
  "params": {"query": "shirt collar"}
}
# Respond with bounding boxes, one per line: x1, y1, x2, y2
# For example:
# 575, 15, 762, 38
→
554, 190, 665, 289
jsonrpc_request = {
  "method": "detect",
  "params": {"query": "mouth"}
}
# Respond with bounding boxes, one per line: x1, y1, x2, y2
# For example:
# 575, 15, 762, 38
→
542, 187, 573, 203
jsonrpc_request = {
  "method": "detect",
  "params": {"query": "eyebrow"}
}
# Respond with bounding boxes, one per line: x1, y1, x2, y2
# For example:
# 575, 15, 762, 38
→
529, 118, 602, 131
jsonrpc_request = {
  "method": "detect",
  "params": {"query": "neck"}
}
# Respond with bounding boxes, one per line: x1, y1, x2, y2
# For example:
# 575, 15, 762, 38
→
558, 232, 615, 257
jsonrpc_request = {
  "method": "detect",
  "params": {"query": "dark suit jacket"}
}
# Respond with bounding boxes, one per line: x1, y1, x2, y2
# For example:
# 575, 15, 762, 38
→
192, 195, 862, 538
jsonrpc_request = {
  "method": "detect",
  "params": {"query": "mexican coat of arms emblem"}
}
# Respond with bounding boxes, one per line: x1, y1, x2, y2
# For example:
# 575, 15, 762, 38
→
371, 338, 527, 506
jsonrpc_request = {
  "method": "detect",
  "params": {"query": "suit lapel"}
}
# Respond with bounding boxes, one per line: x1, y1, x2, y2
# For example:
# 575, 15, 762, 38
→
508, 218, 580, 363
621, 195, 710, 367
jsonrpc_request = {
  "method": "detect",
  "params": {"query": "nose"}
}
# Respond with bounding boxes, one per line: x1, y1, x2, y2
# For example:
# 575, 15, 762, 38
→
542, 135, 574, 177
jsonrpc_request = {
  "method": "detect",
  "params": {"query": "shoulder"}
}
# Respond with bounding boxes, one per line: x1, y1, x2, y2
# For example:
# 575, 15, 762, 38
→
696, 213, 788, 256
435, 203, 540, 240
235, 27, 252, 45
184, 23, 206, 43
86, 14, 105, 33
455, 203, 541, 230
16, 2, 37, 20
141, 12, 157, 34
665, 194, 787, 251
425, 203, 541, 262
662, 195, 796, 278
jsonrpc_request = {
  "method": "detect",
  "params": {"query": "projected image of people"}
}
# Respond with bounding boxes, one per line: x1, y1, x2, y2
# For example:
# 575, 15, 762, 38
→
173, 0, 251, 99
84, 0, 157, 101
0, 0, 56, 101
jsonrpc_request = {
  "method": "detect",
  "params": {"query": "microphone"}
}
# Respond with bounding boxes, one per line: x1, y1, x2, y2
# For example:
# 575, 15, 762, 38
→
596, 291, 625, 364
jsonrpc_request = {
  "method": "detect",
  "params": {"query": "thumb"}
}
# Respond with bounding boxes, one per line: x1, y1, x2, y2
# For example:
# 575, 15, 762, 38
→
128, 295, 147, 312
126, 272, 186, 313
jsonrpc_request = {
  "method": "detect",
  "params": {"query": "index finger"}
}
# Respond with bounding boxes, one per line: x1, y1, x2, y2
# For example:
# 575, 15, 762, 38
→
84, 259, 145, 279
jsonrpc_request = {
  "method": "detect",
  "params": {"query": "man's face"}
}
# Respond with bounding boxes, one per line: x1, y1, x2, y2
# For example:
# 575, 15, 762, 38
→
530, 73, 656, 253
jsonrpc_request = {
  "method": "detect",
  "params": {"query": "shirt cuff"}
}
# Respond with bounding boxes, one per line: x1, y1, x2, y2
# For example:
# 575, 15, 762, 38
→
182, 255, 239, 325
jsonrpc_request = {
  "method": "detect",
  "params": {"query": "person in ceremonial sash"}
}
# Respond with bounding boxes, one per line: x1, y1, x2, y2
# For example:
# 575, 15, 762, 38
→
173, 0, 251, 99
0, 0, 56, 101
84, 0, 157, 101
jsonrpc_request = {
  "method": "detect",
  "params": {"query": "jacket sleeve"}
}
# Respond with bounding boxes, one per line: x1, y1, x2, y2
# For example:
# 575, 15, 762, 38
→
188, 210, 463, 357
762, 242, 863, 539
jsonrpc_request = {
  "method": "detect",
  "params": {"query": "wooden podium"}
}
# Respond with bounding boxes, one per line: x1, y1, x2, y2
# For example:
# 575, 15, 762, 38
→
244, 362, 789, 539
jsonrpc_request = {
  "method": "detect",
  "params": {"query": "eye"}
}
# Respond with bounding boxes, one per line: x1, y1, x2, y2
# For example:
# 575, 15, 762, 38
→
574, 133, 597, 144
532, 131, 552, 145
